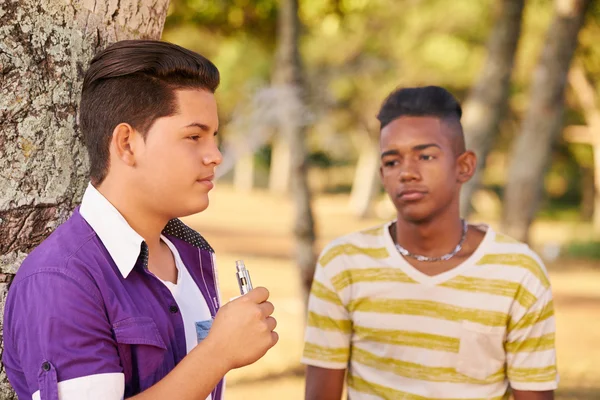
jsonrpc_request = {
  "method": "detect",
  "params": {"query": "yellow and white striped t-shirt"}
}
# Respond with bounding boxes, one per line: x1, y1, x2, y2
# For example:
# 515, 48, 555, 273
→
302, 222, 558, 399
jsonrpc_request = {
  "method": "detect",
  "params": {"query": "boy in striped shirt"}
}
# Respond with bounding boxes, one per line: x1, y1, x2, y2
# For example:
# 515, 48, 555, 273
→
302, 86, 558, 400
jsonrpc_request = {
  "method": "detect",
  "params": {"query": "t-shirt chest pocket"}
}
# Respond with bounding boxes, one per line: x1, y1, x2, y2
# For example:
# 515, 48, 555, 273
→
456, 321, 506, 381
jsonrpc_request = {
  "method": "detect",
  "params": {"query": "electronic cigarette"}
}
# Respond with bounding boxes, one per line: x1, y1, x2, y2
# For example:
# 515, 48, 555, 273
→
235, 260, 253, 295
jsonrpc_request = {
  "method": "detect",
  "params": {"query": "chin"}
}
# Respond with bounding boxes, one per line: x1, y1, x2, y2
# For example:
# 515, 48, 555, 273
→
189, 200, 210, 215
396, 204, 435, 224
172, 199, 210, 218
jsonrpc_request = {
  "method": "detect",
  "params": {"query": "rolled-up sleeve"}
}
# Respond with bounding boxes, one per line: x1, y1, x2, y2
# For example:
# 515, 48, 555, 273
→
3, 269, 124, 400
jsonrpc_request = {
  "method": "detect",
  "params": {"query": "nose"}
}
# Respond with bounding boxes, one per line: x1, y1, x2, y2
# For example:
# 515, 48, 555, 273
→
203, 138, 223, 166
399, 160, 420, 182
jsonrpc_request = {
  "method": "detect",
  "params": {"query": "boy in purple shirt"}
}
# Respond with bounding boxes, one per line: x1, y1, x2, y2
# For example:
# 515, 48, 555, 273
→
3, 40, 278, 400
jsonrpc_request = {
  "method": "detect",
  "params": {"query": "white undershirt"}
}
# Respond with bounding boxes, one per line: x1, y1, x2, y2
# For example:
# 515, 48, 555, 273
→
159, 236, 214, 356
158, 236, 213, 400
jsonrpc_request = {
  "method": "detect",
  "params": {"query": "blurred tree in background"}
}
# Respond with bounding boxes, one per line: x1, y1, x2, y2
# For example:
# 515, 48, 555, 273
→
163, 0, 600, 247
502, 0, 591, 243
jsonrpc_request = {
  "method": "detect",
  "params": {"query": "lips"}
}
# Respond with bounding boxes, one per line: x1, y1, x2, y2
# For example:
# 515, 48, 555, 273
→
198, 174, 214, 182
397, 188, 427, 202
197, 175, 215, 189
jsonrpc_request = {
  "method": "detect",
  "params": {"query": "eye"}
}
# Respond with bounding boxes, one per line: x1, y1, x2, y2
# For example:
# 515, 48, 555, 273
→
419, 154, 435, 161
383, 160, 398, 167
188, 135, 200, 141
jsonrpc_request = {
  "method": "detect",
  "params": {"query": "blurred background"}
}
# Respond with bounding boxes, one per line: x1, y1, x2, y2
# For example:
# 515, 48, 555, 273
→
163, 0, 599, 398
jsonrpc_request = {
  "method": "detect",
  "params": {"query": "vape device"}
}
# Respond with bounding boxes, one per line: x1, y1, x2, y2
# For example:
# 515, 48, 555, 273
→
235, 260, 253, 295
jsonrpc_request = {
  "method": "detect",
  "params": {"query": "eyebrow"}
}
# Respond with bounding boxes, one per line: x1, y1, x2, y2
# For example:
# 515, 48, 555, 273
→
413, 143, 441, 151
184, 122, 218, 135
381, 143, 442, 159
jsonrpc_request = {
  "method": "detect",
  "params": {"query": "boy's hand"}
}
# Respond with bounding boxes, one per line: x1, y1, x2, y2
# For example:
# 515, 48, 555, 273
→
204, 287, 278, 370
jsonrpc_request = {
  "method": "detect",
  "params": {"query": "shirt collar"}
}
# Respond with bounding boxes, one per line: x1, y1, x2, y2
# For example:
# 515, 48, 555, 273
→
80, 183, 214, 279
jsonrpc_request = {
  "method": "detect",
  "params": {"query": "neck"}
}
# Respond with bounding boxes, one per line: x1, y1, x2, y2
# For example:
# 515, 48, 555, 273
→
95, 178, 168, 250
394, 207, 464, 257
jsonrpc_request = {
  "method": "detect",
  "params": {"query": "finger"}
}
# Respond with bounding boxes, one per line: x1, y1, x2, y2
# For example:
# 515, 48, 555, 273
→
258, 301, 274, 317
265, 316, 277, 331
245, 287, 269, 303
270, 331, 279, 346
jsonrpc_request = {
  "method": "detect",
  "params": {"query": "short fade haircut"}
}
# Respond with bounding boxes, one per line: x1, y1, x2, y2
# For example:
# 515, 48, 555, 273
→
80, 39, 220, 184
377, 86, 462, 130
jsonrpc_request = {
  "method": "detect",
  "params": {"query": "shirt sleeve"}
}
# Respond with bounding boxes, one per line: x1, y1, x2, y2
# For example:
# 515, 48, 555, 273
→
505, 287, 559, 391
301, 248, 352, 370
3, 269, 124, 400
32, 374, 125, 400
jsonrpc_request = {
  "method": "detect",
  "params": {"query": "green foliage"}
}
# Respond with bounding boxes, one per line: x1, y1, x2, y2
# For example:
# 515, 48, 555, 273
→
564, 241, 600, 260
163, 0, 600, 222
165, 0, 278, 45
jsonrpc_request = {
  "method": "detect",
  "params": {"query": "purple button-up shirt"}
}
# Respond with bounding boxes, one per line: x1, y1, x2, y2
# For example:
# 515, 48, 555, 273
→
3, 208, 223, 400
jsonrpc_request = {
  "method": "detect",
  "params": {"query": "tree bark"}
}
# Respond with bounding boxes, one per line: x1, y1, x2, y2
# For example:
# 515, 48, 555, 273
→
0, 0, 169, 397
460, 0, 525, 218
272, 0, 317, 306
501, 0, 591, 243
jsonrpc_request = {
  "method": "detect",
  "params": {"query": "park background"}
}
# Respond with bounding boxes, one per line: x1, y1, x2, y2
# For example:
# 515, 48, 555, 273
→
1, 0, 599, 399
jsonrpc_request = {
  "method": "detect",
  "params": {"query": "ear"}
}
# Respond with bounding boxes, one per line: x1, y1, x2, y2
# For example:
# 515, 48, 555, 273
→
456, 150, 476, 183
110, 123, 141, 167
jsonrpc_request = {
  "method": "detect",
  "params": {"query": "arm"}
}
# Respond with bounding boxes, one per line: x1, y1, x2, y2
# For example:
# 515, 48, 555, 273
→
4, 271, 126, 400
130, 288, 277, 400
302, 249, 352, 400
305, 366, 345, 400
513, 390, 554, 400
4, 270, 276, 400
506, 287, 558, 396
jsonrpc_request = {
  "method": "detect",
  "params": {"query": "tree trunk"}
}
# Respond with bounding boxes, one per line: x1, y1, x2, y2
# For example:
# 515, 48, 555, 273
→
233, 153, 255, 192
563, 126, 600, 232
349, 133, 381, 218
581, 166, 594, 221
272, 0, 317, 306
460, 0, 525, 218
501, 0, 590, 243
268, 137, 292, 193
0, 0, 169, 397
567, 66, 600, 235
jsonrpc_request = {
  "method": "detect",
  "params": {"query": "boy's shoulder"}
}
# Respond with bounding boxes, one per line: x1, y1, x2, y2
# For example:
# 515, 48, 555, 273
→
324, 222, 389, 247
12, 208, 98, 284
478, 225, 551, 293
317, 222, 391, 267
480, 225, 544, 264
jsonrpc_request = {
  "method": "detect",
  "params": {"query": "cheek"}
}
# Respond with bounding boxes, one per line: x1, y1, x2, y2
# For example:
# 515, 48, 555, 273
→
381, 171, 396, 188
161, 143, 197, 169
424, 165, 455, 189
141, 145, 193, 185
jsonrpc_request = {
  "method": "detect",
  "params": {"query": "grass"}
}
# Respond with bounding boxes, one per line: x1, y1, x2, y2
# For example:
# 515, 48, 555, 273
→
182, 184, 600, 400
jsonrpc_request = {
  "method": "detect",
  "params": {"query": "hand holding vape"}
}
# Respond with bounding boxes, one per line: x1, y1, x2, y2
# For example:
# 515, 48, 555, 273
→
235, 260, 253, 295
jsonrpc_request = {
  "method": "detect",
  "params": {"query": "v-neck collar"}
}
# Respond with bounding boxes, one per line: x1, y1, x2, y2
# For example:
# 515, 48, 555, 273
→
382, 220, 495, 285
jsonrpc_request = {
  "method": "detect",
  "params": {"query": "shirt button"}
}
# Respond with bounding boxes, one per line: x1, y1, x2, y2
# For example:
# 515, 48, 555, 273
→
42, 362, 51, 372
169, 305, 179, 314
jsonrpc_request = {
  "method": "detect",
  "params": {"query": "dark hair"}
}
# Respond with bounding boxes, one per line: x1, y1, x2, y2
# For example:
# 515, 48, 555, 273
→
79, 40, 220, 184
376, 86, 462, 130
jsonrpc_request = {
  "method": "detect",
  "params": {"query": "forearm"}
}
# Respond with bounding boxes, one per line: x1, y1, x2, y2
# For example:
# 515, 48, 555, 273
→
128, 338, 229, 400
305, 366, 346, 400
513, 390, 554, 400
